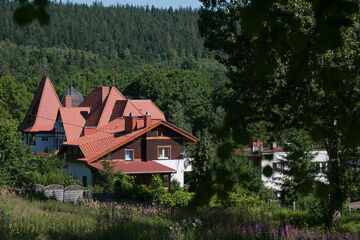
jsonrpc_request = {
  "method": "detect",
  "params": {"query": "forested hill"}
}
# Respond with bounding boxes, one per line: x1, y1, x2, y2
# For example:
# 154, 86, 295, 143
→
0, 1, 205, 61
0, 1, 230, 136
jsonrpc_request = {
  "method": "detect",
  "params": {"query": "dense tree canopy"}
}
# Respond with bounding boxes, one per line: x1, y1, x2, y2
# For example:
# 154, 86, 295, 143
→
198, 0, 360, 223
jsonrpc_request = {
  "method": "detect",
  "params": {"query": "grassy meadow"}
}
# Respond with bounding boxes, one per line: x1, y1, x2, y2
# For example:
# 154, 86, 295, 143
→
1, 189, 360, 240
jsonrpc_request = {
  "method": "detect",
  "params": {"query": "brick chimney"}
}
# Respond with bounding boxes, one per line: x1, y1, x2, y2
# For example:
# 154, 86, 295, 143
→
269, 142, 277, 149
144, 112, 151, 128
125, 113, 136, 133
64, 95, 72, 107
251, 139, 263, 154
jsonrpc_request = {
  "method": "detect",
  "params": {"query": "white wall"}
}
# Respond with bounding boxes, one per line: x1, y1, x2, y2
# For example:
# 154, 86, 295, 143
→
261, 150, 329, 191
62, 162, 93, 186
154, 158, 192, 187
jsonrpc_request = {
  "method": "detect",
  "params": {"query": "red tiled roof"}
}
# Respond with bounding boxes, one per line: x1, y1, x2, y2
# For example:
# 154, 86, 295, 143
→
59, 107, 90, 141
64, 119, 162, 162
97, 87, 129, 128
89, 160, 176, 174
19, 76, 61, 132
80, 86, 111, 109
82, 86, 127, 128
64, 120, 198, 163
130, 100, 166, 120
109, 100, 143, 121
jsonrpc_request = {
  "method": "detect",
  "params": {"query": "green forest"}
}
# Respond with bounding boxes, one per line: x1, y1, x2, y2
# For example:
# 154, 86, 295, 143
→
1, 0, 360, 239
0, 1, 229, 134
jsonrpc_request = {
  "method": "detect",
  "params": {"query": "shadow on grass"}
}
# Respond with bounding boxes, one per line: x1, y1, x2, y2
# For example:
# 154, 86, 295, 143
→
45, 220, 173, 240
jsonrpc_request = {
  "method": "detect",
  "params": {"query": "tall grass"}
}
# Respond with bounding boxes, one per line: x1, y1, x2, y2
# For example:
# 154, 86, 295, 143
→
1, 189, 359, 240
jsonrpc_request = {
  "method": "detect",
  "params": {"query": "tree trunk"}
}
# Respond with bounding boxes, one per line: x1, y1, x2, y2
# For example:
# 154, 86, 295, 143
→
325, 138, 345, 225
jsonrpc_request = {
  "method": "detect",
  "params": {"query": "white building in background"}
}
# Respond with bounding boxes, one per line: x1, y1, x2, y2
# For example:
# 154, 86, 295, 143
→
239, 139, 329, 192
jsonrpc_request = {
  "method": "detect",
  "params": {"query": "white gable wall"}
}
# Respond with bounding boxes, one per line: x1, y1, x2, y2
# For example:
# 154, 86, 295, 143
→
154, 158, 192, 187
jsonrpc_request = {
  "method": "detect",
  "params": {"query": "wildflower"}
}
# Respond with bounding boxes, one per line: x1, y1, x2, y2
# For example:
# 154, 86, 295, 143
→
326, 231, 331, 239
143, 208, 149, 215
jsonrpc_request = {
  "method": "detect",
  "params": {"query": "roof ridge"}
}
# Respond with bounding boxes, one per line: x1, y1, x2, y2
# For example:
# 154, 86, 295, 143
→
111, 85, 126, 100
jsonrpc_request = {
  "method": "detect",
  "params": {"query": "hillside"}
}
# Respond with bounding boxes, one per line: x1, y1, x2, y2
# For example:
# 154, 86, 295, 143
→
0, 1, 206, 61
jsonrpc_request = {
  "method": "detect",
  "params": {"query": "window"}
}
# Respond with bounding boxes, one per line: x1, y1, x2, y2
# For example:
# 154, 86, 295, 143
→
157, 129, 163, 137
273, 162, 278, 170
125, 149, 134, 161
82, 176, 87, 187
31, 135, 36, 145
273, 162, 284, 171
158, 146, 170, 160
41, 137, 48, 141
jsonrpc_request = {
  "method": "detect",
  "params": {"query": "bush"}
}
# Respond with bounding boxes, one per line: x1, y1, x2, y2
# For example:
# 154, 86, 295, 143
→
169, 179, 181, 193
271, 208, 319, 227
114, 173, 135, 199
209, 191, 267, 208
133, 184, 152, 202
0, 196, 11, 238
336, 212, 360, 233
85, 184, 104, 193
150, 175, 163, 189
157, 191, 194, 207
32, 171, 79, 186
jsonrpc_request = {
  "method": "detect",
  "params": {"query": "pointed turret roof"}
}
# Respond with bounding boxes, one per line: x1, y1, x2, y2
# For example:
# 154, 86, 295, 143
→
19, 76, 62, 132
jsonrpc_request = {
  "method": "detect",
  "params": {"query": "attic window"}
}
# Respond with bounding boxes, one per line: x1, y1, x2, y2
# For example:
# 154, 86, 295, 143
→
157, 129, 163, 137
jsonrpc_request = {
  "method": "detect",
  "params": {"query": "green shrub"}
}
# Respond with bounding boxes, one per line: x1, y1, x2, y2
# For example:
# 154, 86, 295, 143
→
0, 196, 12, 239
85, 184, 104, 193
157, 191, 194, 207
209, 191, 266, 208
169, 179, 181, 193
114, 173, 135, 199
32, 171, 79, 186
150, 175, 163, 189
133, 184, 152, 202
271, 207, 319, 227
336, 212, 360, 233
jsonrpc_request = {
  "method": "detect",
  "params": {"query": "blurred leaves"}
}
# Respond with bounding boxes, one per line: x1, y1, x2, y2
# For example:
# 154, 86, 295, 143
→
199, 0, 360, 216
262, 165, 273, 178
13, 0, 50, 26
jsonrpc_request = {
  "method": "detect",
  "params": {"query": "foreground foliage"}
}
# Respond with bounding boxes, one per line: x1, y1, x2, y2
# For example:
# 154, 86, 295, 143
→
0, 189, 359, 240
198, 0, 360, 224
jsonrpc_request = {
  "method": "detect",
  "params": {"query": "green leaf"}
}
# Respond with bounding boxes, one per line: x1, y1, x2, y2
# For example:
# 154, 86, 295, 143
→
263, 165, 273, 177
13, 5, 36, 26
314, 181, 330, 199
